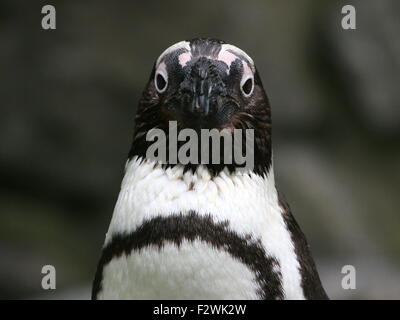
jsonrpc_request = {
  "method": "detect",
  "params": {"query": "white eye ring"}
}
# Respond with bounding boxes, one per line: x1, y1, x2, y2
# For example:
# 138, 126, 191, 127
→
240, 75, 254, 97
155, 70, 168, 93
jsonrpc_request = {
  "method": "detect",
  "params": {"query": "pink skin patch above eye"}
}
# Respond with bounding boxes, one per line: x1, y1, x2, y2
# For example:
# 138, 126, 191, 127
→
157, 62, 167, 75
242, 61, 253, 79
217, 50, 238, 73
178, 52, 192, 67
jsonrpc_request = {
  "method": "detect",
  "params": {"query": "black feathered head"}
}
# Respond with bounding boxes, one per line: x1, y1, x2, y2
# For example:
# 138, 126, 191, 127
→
129, 38, 272, 176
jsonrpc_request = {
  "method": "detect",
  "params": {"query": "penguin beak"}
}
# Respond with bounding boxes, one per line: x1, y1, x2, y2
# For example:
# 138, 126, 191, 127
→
190, 77, 212, 116
179, 58, 226, 118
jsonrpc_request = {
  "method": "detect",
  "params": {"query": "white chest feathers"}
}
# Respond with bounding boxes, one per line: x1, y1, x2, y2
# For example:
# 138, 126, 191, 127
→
97, 157, 305, 300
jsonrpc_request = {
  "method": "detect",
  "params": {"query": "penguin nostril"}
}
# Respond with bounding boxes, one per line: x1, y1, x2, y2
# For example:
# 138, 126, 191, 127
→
199, 68, 207, 79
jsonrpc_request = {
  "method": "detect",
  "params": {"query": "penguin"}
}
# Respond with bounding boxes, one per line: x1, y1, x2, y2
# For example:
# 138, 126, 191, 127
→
92, 38, 328, 300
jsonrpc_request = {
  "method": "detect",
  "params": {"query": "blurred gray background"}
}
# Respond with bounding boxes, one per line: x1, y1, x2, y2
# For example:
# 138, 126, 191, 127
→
0, 0, 399, 299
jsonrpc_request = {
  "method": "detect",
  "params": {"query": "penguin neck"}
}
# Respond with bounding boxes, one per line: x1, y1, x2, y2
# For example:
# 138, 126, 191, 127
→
105, 156, 278, 245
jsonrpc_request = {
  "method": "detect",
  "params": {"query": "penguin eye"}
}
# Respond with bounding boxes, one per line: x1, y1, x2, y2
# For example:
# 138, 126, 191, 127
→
241, 76, 254, 97
155, 71, 168, 93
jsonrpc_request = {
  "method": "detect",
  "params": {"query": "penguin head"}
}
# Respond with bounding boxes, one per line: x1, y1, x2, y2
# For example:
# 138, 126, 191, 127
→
131, 38, 272, 175
142, 38, 270, 131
